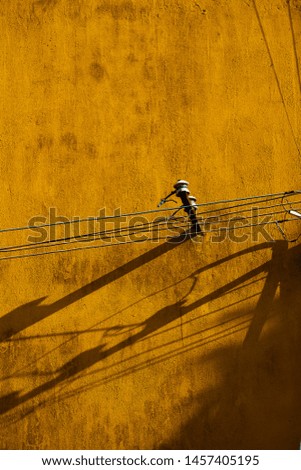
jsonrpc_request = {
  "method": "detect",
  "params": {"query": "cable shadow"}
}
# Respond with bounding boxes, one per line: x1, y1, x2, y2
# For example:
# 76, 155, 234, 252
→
159, 241, 301, 449
0, 240, 275, 343
0, 239, 273, 374
287, 0, 301, 96
7, 316, 254, 426
0, 241, 282, 417
0, 233, 190, 342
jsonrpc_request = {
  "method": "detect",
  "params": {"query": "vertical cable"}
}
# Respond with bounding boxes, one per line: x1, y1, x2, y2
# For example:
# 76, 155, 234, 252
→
252, 0, 301, 161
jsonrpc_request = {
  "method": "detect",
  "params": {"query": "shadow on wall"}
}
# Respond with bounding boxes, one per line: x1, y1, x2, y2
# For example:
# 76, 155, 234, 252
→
0, 238, 301, 449
0, 234, 189, 341
160, 241, 301, 450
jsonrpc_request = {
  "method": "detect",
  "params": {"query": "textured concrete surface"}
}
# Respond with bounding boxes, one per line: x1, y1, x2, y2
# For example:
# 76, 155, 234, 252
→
0, 0, 301, 449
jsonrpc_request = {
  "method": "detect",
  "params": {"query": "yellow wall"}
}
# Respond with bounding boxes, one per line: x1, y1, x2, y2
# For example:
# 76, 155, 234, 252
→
0, 0, 301, 449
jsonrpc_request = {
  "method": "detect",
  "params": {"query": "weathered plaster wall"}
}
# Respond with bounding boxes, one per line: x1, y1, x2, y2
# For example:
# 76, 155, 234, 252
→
0, 0, 301, 449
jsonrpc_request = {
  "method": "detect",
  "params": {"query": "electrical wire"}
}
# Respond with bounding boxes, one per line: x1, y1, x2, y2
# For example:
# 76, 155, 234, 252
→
0, 190, 300, 234
0, 201, 300, 256
197, 207, 301, 225
204, 216, 298, 234
0, 216, 299, 262
0, 222, 192, 254
195, 198, 301, 221
0, 206, 299, 255
0, 216, 191, 252
0, 190, 299, 259
252, 0, 301, 160
0, 236, 171, 262
274, 193, 301, 243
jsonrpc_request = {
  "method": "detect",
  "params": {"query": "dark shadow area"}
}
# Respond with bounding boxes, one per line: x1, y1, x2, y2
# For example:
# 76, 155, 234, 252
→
0, 240, 282, 417
0, 234, 189, 341
2, 239, 301, 450
159, 241, 301, 450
